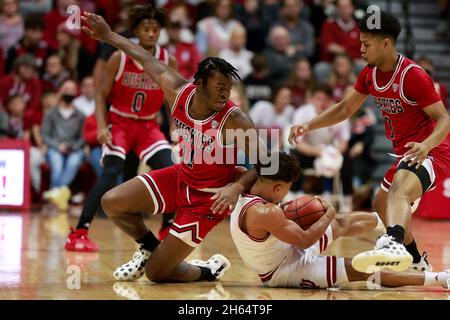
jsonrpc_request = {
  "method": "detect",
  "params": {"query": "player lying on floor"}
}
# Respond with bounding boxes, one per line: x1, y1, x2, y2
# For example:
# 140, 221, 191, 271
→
221, 152, 450, 289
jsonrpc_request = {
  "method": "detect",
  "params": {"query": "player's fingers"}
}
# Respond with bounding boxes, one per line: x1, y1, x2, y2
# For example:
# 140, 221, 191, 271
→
210, 192, 220, 200
212, 200, 225, 214
81, 26, 93, 36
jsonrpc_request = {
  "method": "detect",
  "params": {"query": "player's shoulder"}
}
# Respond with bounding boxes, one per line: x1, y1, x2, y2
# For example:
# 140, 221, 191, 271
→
246, 201, 283, 217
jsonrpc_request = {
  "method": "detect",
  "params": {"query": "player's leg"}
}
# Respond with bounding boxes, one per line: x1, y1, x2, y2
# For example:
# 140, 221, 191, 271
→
101, 177, 156, 238
344, 259, 449, 288
65, 155, 125, 252
144, 148, 176, 241
373, 188, 429, 271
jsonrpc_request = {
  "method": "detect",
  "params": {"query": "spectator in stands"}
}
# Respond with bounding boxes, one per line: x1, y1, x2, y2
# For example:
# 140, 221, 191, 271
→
316, 0, 364, 83
417, 56, 449, 109
290, 85, 353, 211
163, 20, 202, 80
264, 25, 304, 87
327, 53, 356, 102
196, 0, 244, 56
286, 58, 315, 108
236, 0, 271, 53
273, 0, 315, 59
44, 0, 97, 79
243, 54, 272, 106
2, 94, 46, 195
249, 86, 295, 151
41, 54, 71, 93
219, 25, 254, 80
0, 54, 42, 128
230, 82, 250, 113
348, 96, 377, 187
41, 79, 85, 211
4, 94, 27, 138
0, 0, 24, 56
73, 76, 95, 116
19, 0, 53, 17
5, 14, 50, 75
55, 22, 81, 76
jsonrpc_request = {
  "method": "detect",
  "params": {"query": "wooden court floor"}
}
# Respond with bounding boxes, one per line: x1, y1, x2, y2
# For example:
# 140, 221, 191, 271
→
0, 208, 449, 300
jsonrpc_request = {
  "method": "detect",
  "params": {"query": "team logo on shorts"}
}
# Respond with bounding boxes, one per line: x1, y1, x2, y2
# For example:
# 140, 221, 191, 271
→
211, 120, 219, 129
392, 83, 399, 92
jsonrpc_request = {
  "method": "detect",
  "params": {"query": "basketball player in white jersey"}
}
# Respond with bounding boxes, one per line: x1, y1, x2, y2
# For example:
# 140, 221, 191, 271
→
229, 152, 450, 289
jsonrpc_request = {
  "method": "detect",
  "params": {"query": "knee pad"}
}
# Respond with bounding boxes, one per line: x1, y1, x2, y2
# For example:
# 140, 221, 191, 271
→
146, 148, 174, 170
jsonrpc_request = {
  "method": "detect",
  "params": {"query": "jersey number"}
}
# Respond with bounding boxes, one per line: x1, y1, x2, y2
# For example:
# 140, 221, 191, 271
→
132, 92, 146, 113
384, 116, 395, 139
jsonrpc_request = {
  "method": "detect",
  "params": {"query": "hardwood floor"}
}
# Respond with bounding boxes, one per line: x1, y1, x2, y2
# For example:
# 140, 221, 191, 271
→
0, 209, 449, 300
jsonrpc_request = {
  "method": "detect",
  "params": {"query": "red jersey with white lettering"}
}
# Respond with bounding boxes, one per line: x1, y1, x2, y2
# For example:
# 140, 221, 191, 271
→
355, 54, 450, 181
109, 45, 169, 119
171, 83, 239, 190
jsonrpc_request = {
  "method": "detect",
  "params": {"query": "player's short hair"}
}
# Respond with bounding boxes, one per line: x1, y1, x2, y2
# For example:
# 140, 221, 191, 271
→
359, 10, 401, 43
255, 152, 301, 183
194, 57, 241, 84
128, 4, 166, 30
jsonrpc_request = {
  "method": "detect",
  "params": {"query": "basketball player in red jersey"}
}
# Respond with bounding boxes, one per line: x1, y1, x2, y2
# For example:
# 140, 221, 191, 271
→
81, 12, 263, 283
65, 5, 177, 252
289, 10, 450, 273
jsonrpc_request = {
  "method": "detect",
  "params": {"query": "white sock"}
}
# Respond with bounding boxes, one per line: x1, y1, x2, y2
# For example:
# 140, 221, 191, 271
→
423, 271, 439, 286
371, 212, 385, 230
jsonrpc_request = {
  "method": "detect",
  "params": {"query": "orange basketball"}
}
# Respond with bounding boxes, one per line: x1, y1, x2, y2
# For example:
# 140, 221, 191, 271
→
283, 195, 326, 230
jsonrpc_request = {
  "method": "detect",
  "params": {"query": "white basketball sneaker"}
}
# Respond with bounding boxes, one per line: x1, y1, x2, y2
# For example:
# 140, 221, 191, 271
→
410, 251, 433, 272
352, 234, 413, 273
113, 248, 150, 281
438, 270, 450, 289
188, 254, 231, 280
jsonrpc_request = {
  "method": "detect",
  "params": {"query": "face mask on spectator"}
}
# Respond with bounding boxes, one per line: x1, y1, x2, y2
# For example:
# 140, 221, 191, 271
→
62, 94, 77, 103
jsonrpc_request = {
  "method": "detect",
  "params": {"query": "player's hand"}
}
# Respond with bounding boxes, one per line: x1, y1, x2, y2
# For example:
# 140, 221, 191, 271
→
288, 123, 309, 146
81, 12, 112, 41
97, 127, 112, 145
210, 183, 241, 215
403, 141, 430, 169
314, 196, 336, 218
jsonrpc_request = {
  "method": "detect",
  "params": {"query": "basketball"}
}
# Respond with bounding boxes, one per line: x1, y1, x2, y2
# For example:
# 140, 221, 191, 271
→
283, 195, 327, 230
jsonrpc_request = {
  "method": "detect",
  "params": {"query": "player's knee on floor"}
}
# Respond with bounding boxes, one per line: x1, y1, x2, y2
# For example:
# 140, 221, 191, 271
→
144, 260, 173, 283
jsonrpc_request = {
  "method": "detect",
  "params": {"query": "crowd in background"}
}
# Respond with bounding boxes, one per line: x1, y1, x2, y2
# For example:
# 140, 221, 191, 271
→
0, 0, 448, 211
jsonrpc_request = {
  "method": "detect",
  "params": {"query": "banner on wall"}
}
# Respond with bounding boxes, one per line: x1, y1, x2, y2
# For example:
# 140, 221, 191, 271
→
0, 139, 30, 210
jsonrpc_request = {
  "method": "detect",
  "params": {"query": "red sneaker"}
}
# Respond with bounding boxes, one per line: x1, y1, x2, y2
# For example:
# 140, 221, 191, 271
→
158, 226, 171, 241
65, 228, 99, 252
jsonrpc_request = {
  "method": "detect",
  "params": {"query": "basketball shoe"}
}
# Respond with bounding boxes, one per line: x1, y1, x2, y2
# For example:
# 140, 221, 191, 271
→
410, 251, 433, 272
65, 228, 99, 252
188, 254, 231, 280
113, 247, 150, 281
352, 234, 413, 273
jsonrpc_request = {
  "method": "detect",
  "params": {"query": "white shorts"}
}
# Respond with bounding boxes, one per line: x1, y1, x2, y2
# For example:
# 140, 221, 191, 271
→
263, 226, 349, 288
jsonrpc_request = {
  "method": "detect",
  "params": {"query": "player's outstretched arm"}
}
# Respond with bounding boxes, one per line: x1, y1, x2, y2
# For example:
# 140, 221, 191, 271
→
288, 89, 368, 145
250, 203, 336, 249
81, 12, 188, 105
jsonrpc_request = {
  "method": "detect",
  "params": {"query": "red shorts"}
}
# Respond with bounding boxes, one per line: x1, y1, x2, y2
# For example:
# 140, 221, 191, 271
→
136, 164, 230, 247
103, 112, 171, 163
381, 148, 448, 193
